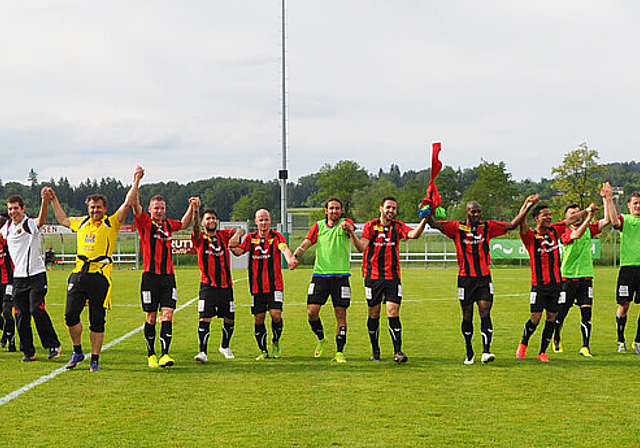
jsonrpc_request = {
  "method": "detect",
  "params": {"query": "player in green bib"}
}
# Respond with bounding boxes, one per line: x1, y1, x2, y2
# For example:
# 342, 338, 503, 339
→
291, 198, 356, 363
610, 191, 640, 353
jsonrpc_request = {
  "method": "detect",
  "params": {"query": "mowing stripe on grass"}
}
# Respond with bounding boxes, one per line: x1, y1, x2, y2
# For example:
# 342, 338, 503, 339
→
0, 277, 248, 408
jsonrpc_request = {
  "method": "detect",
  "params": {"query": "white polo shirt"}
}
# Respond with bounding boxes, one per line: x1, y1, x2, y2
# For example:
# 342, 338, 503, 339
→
0, 217, 46, 278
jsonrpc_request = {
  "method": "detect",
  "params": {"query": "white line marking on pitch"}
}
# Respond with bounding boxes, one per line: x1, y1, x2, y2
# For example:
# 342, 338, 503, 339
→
0, 278, 247, 408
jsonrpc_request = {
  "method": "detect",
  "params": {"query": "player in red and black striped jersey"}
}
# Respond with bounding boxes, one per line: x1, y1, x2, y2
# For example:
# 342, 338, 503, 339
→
346, 197, 427, 363
0, 213, 16, 352
428, 195, 538, 365
230, 209, 296, 360
516, 201, 569, 362
132, 167, 198, 368
192, 204, 244, 363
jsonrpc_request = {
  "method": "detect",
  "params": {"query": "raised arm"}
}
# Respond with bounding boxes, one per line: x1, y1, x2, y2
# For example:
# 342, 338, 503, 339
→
341, 220, 368, 252
504, 194, 539, 231
180, 197, 199, 229
228, 228, 246, 251
426, 214, 444, 233
599, 182, 613, 231
122, 166, 144, 222
569, 205, 597, 241
48, 188, 71, 228
192, 207, 202, 240
407, 217, 428, 239
36, 187, 51, 228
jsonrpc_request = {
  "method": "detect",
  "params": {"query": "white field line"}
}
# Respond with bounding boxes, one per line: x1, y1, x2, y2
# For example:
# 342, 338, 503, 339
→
0, 278, 247, 408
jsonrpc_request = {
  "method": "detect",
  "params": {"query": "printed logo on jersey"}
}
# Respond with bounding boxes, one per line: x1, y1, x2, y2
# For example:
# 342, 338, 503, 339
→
85, 233, 96, 243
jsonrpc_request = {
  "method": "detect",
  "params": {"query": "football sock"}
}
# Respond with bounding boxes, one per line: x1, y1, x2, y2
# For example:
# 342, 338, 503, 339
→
580, 307, 592, 347
309, 319, 325, 340
388, 316, 402, 353
521, 319, 538, 345
2, 316, 14, 344
480, 316, 493, 353
635, 314, 640, 343
461, 319, 474, 359
198, 320, 211, 353
336, 326, 347, 353
272, 318, 283, 343
540, 320, 555, 354
160, 320, 172, 355
367, 317, 380, 353
617, 315, 627, 343
255, 323, 268, 351
221, 321, 234, 349
91, 354, 99, 363
144, 322, 156, 356
554, 305, 569, 343
74, 344, 83, 354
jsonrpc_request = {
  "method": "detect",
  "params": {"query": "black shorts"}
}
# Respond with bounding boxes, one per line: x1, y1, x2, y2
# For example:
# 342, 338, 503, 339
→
530, 283, 562, 313
457, 275, 493, 308
251, 291, 284, 315
198, 284, 235, 320
141, 272, 177, 312
365, 279, 402, 307
616, 266, 640, 305
307, 276, 351, 308
561, 278, 593, 307
66, 272, 109, 333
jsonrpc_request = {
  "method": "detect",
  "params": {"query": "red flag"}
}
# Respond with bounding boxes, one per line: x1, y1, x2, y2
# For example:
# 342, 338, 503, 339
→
421, 142, 442, 208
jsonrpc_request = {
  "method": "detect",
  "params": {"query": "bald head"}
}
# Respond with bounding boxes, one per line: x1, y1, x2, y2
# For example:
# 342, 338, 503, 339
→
255, 208, 272, 234
465, 201, 482, 224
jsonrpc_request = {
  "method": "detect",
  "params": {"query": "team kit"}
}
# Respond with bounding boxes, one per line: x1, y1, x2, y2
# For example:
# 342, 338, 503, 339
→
1, 167, 640, 371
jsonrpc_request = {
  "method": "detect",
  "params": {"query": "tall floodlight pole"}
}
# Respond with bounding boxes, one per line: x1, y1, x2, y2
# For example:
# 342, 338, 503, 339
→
278, 0, 289, 233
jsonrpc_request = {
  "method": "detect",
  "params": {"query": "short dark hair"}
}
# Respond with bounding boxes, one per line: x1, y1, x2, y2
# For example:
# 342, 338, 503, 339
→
6, 195, 24, 208
532, 204, 549, 219
202, 208, 218, 219
85, 194, 108, 207
628, 191, 640, 202
150, 195, 165, 204
380, 196, 398, 206
564, 204, 580, 214
324, 198, 343, 209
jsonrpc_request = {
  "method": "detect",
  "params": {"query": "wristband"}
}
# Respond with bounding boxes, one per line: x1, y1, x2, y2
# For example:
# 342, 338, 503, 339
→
586, 207, 593, 213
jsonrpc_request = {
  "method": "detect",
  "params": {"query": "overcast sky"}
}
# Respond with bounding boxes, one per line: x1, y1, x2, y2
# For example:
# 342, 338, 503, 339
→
1, 1, 638, 186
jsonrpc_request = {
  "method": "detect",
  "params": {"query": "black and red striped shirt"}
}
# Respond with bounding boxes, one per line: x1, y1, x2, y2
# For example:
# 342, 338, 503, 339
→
440, 220, 507, 277
521, 222, 567, 286
0, 238, 14, 284
237, 230, 287, 294
192, 229, 234, 288
135, 212, 182, 275
361, 219, 412, 281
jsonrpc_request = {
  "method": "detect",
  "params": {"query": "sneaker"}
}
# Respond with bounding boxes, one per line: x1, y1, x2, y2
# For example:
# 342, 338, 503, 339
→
481, 352, 496, 364
371, 349, 381, 361
158, 354, 175, 368
553, 340, 563, 353
65, 352, 85, 370
463, 355, 475, 365
256, 351, 269, 361
272, 340, 281, 359
314, 338, 327, 358
48, 345, 62, 360
618, 342, 628, 353
147, 354, 159, 368
8, 343, 16, 353
332, 352, 347, 363
21, 355, 36, 363
579, 346, 593, 358
394, 351, 408, 363
516, 343, 527, 360
537, 353, 550, 362
219, 346, 235, 359
89, 360, 100, 372
194, 352, 208, 363
634, 342, 640, 355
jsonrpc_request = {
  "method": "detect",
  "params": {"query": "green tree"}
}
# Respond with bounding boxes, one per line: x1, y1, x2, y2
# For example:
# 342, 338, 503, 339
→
231, 186, 277, 221
351, 179, 399, 222
313, 160, 371, 217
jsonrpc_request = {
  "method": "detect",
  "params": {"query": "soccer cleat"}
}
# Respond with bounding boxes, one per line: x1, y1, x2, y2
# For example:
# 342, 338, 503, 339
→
579, 346, 593, 358
314, 338, 327, 358
48, 345, 62, 360
618, 342, 628, 353
21, 355, 36, 363
463, 355, 475, 365
218, 346, 235, 359
371, 349, 381, 361
194, 352, 208, 363
332, 352, 347, 363
147, 354, 159, 368
272, 340, 281, 359
65, 352, 85, 370
158, 354, 175, 368
255, 351, 269, 361
537, 353, 549, 362
553, 340, 563, 353
634, 342, 640, 355
481, 353, 496, 364
394, 351, 408, 364
516, 343, 527, 360
89, 360, 100, 372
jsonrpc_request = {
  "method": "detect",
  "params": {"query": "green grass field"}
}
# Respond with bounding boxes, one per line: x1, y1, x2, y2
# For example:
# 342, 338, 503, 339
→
1, 266, 639, 447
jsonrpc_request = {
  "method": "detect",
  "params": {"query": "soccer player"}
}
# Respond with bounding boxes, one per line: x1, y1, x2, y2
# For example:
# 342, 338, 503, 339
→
345, 196, 428, 363
48, 169, 139, 372
1, 192, 62, 362
427, 195, 538, 364
0, 212, 16, 352
611, 191, 640, 353
516, 200, 569, 362
132, 167, 197, 368
230, 209, 296, 360
553, 183, 613, 357
291, 198, 354, 363
192, 203, 244, 363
